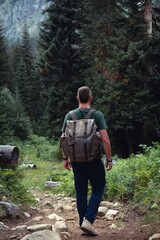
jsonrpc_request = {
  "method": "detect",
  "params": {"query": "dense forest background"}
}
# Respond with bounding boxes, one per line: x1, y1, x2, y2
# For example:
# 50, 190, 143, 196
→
0, 0, 160, 157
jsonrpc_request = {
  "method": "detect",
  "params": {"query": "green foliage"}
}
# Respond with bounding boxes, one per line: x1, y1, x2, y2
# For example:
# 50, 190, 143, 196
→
106, 143, 160, 220
38, 0, 87, 136
15, 23, 41, 122
47, 166, 75, 197
0, 87, 32, 142
0, 168, 34, 204
17, 135, 71, 193
19, 134, 61, 162
2, 134, 158, 222
84, 0, 160, 157
1, 0, 160, 160
0, 22, 12, 90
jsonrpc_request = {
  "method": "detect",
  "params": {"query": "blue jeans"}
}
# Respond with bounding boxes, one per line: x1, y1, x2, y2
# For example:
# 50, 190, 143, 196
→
71, 158, 106, 226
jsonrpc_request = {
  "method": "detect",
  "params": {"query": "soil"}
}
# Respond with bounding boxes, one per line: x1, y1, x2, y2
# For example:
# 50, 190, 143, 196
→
0, 190, 159, 240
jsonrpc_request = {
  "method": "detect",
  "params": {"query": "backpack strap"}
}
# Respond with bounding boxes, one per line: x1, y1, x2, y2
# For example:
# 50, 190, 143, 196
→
69, 109, 95, 120
69, 111, 78, 120
85, 109, 95, 119
68, 111, 77, 162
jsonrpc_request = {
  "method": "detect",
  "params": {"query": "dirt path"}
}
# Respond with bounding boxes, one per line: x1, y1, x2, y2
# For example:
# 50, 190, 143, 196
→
0, 190, 159, 240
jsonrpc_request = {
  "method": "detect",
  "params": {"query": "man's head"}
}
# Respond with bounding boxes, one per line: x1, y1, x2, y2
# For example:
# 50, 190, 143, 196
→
77, 86, 92, 104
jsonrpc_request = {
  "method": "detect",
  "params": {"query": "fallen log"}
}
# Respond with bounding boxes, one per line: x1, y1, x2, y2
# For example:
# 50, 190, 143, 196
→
0, 145, 19, 166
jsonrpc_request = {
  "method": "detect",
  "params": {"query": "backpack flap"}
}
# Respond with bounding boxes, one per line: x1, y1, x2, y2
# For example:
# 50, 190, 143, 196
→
64, 119, 100, 162
60, 109, 101, 162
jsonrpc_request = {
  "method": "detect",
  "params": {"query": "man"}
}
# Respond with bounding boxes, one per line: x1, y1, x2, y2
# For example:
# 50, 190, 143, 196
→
61, 86, 112, 236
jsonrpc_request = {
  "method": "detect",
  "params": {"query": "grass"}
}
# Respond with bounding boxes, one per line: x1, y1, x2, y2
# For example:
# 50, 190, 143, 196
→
1, 135, 160, 222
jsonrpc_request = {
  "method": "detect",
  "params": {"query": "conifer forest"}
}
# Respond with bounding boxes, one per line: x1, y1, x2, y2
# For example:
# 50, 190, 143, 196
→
0, 0, 160, 157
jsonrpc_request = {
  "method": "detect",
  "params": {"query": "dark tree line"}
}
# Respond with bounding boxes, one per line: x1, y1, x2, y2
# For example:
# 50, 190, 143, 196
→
0, 0, 160, 157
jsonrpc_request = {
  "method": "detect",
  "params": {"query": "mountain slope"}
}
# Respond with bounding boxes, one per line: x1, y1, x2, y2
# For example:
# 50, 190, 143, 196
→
0, 0, 50, 44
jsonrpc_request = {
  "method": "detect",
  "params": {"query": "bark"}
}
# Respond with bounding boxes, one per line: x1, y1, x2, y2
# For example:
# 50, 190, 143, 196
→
144, 0, 153, 75
0, 145, 19, 166
144, 0, 153, 37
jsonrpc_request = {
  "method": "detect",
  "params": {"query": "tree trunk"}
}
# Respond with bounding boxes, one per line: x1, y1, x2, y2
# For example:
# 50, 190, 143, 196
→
144, 0, 152, 37
0, 145, 19, 166
144, 0, 153, 75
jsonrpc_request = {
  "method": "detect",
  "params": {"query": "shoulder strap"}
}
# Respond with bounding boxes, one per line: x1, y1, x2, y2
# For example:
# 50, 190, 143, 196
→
69, 111, 77, 120
69, 109, 95, 120
85, 109, 95, 119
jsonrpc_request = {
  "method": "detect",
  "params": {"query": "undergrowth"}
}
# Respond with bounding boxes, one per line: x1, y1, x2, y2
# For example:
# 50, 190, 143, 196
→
1, 135, 159, 222
106, 143, 160, 222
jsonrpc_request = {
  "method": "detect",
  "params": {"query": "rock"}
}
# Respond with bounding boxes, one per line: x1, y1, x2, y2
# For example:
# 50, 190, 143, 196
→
11, 225, 27, 231
27, 224, 52, 232
47, 213, 64, 221
0, 0, 49, 44
0, 221, 9, 230
54, 204, 63, 212
60, 232, 71, 238
97, 206, 108, 217
109, 223, 118, 229
10, 234, 23, 239
33, 216, 44, 221
42, 201, 54, 208
0, 202, 20, 217
54, 221, 68, 233
114, 202, 123, 208
100, 201, 114, 208
63, 205, 73, 211
21, 230, 61, 240
23, 164, 37, 169
105, 209, 119, 220
149, 233, 160, 240
45, 181, 60, 188
23, 212, 31, 218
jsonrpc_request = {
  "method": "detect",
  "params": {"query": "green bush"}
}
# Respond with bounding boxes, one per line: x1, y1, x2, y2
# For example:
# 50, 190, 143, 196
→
0, 168, 35, 204
17, 134, 61, 163
106, 143, 160, 220
0, 87, 32, 142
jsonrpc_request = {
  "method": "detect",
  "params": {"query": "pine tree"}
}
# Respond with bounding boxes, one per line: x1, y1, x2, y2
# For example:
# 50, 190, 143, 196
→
85, 0, 160, 156
38, 0, 87, 136
0, 22, 11, 90
0, 87, 32, 142
16, 23, 41, 122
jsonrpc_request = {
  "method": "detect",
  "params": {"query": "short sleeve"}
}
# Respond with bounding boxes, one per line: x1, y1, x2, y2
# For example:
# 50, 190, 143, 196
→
93, 111, 108, 131
61, 113, 72, 132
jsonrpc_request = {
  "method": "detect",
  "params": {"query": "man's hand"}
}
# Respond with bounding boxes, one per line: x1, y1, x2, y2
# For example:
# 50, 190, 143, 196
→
64, 159, 71, 170
106, 161, 112, 171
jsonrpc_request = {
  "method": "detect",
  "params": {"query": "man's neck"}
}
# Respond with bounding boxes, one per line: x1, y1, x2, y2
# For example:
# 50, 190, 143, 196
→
79, 103, 90, 109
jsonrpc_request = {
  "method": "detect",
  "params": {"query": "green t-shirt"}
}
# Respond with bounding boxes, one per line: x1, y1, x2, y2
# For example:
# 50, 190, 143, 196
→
61, 108, 108, 132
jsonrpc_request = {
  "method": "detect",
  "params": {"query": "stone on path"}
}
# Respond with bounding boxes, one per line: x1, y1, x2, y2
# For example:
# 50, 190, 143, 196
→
149, 233, 160, 240
21, 230, 61, 240
0, 221, 9, 230
47, 213, 64, 221
0, 202, 20, 217
105, 209, 119, 220
97, 206, 108, 217
27, 223, 52, 232
54, 221, 68, 233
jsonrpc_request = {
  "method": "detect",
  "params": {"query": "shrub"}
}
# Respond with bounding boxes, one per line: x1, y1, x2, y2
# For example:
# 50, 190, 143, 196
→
0, 168, 34, 204
106, 143, 160, 220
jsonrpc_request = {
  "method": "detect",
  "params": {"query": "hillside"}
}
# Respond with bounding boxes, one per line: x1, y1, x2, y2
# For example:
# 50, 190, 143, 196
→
0, 0, 50, 44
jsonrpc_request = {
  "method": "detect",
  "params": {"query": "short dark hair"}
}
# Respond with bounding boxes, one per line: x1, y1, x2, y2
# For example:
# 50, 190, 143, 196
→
77, 86, 92, 103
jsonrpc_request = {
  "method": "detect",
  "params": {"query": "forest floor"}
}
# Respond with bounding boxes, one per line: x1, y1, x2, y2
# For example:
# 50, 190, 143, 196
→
0, 190, 159, 240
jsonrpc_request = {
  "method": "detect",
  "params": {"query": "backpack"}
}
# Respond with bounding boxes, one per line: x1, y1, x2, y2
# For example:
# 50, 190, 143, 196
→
60, 109, 101, 162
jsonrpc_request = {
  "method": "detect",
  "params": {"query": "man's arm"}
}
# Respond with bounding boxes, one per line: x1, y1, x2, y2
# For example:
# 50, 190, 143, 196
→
99, 129, 112, 170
